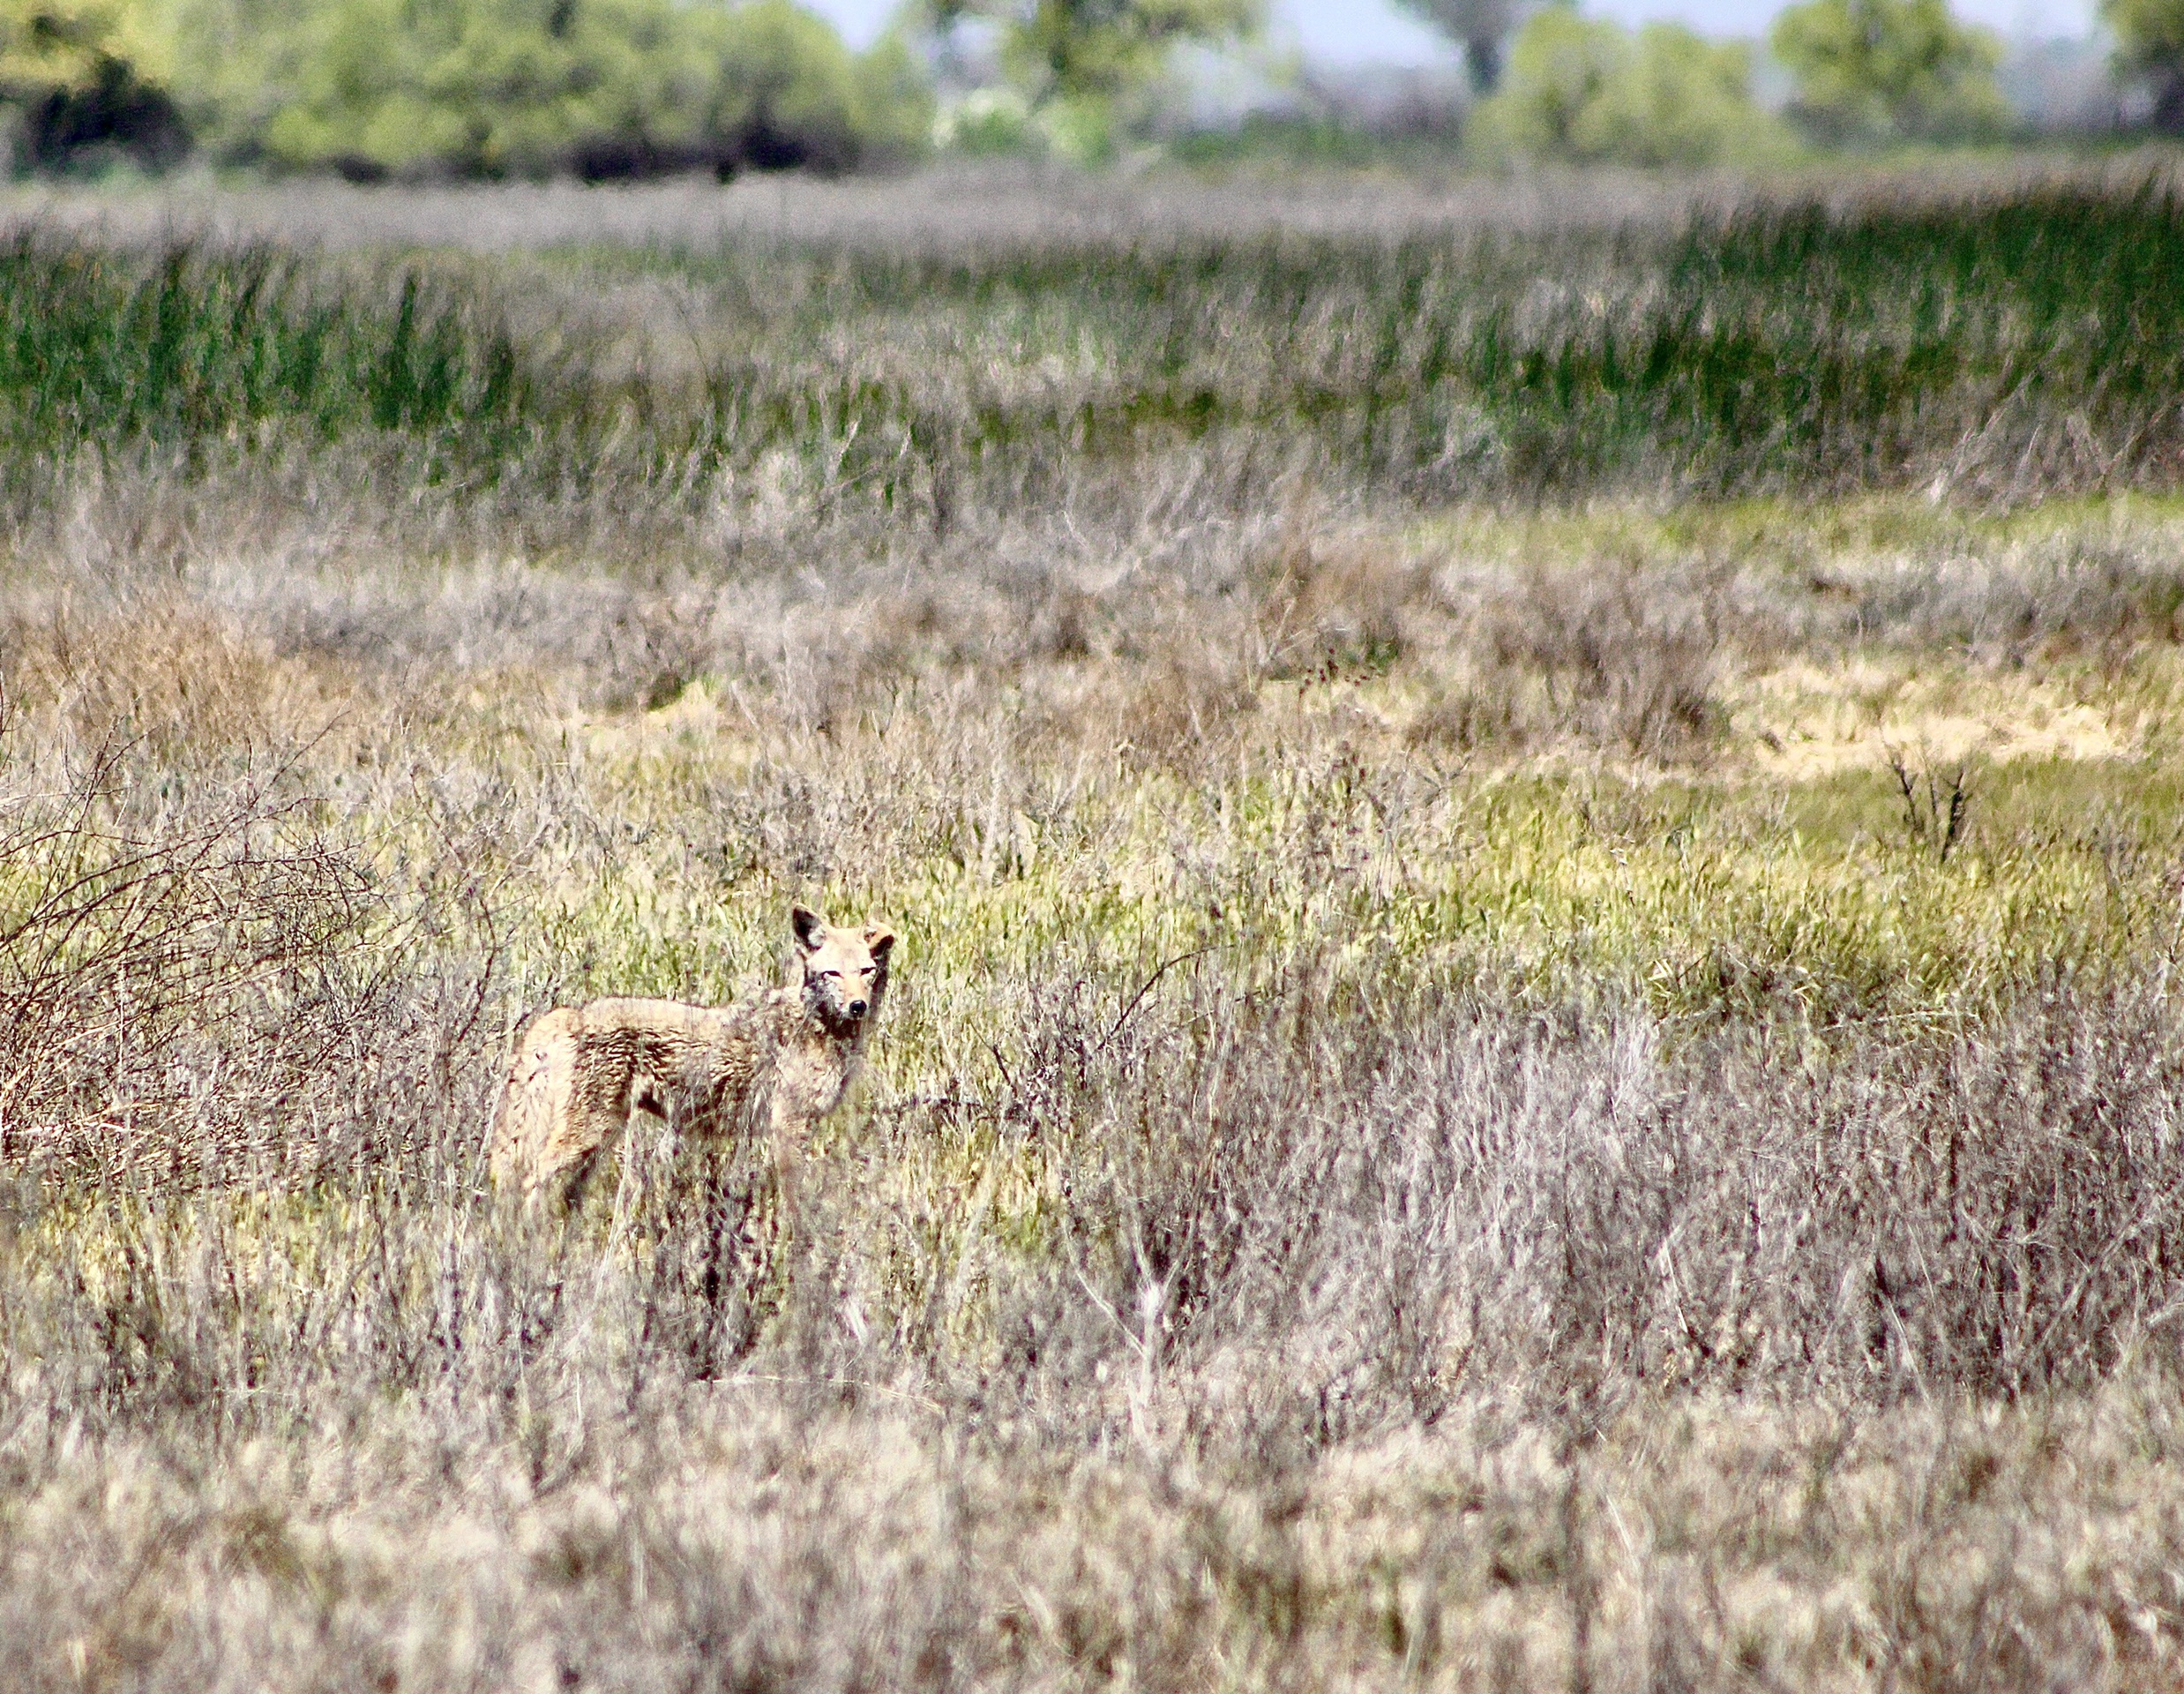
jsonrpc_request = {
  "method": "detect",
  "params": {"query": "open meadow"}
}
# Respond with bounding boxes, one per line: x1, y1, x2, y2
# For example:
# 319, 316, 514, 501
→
11, 162, 2184, 1690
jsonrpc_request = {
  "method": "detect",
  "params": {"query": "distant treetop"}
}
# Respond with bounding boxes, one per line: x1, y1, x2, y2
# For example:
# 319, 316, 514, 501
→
1770, 0, 2009, 145
2105, 0, 2184, 130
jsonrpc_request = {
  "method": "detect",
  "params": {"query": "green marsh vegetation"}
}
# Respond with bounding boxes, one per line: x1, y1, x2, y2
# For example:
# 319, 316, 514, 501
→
9, 169, 2184, 1688
5, 177, 2184, 518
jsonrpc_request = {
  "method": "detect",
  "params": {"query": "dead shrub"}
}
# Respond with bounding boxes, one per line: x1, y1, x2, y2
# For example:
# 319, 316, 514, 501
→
1256, 538, 1427, 682
1417, 562, 1724, 757
0, 722, 496, 1188
945, 956, 2184, 1432
1794, 542, 2184, 668
2, 597, 351, 759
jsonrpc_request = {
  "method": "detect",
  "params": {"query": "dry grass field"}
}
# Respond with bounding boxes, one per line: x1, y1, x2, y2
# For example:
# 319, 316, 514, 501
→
9, 166, 2184, 1690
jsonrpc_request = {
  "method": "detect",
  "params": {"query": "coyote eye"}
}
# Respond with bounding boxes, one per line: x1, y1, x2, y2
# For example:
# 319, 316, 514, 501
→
819, 968, 841, 979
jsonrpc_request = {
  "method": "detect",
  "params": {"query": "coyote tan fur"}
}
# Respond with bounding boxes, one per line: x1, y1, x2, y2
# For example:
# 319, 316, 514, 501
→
489, 905, 895, 1207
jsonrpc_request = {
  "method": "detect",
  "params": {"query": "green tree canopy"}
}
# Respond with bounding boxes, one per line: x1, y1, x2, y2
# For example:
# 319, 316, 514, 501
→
2104, 0, 2184, 129
984, 0, 1259, 105
0, 0, 928, 176
1770, 0, 2008, 145
0, 0, 185, 166
925, 0, 1259, 164
1465, 8, 1787, 169
0, 0, 168, 92
930, 0, 1257, 126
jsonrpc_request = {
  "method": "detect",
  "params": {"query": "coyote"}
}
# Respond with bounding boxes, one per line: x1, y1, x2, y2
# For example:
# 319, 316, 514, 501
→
489, 905, 895, 1208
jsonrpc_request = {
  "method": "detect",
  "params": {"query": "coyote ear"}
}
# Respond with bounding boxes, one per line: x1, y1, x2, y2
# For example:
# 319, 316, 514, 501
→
792, 905, 826, 951
864, 925, 895, 964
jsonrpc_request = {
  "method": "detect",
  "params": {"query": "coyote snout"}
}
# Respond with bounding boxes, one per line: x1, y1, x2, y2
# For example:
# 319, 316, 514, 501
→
488, 904, 896, 1209
797, 903, 886, 1031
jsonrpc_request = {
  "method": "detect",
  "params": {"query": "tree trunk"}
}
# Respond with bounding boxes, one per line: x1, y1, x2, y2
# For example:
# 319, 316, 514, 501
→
1465, 33, 1503, 95
2154, 70, 2184, 135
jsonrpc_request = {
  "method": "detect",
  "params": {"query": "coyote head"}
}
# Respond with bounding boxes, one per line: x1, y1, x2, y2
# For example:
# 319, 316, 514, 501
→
793, 904, 895, 1035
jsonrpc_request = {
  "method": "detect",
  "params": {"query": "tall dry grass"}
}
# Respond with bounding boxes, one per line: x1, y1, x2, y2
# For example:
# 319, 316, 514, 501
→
10, 176, 2184, 1689
10, 491, 2184, 1684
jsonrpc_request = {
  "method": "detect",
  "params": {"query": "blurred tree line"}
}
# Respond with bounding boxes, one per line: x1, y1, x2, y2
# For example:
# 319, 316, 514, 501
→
1462, 10, 1791, 169
2109, 0, 2184, 130
1410, 0, 2184, 166
0, 0, 933, 176
924, 0, 1259, 164
0, 0, 1275, 176
1431, 0, 2014, 169
0, 0, 2176, 181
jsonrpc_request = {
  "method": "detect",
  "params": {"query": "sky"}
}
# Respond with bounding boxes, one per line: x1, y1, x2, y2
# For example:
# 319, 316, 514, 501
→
808, 0, 2101, 62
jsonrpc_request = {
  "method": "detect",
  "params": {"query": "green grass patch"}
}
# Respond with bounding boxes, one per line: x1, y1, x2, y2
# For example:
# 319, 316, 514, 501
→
4, 183, 2184, 525
0, 241, 536, 463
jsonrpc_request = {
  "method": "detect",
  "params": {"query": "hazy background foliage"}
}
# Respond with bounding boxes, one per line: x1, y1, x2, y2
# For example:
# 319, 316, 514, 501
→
0, 0, 2160, 181
0, 0, 937, 176
1463, 11, 1791, 169
1770, 0, 2010, 146
2108, 0, 2184, 131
